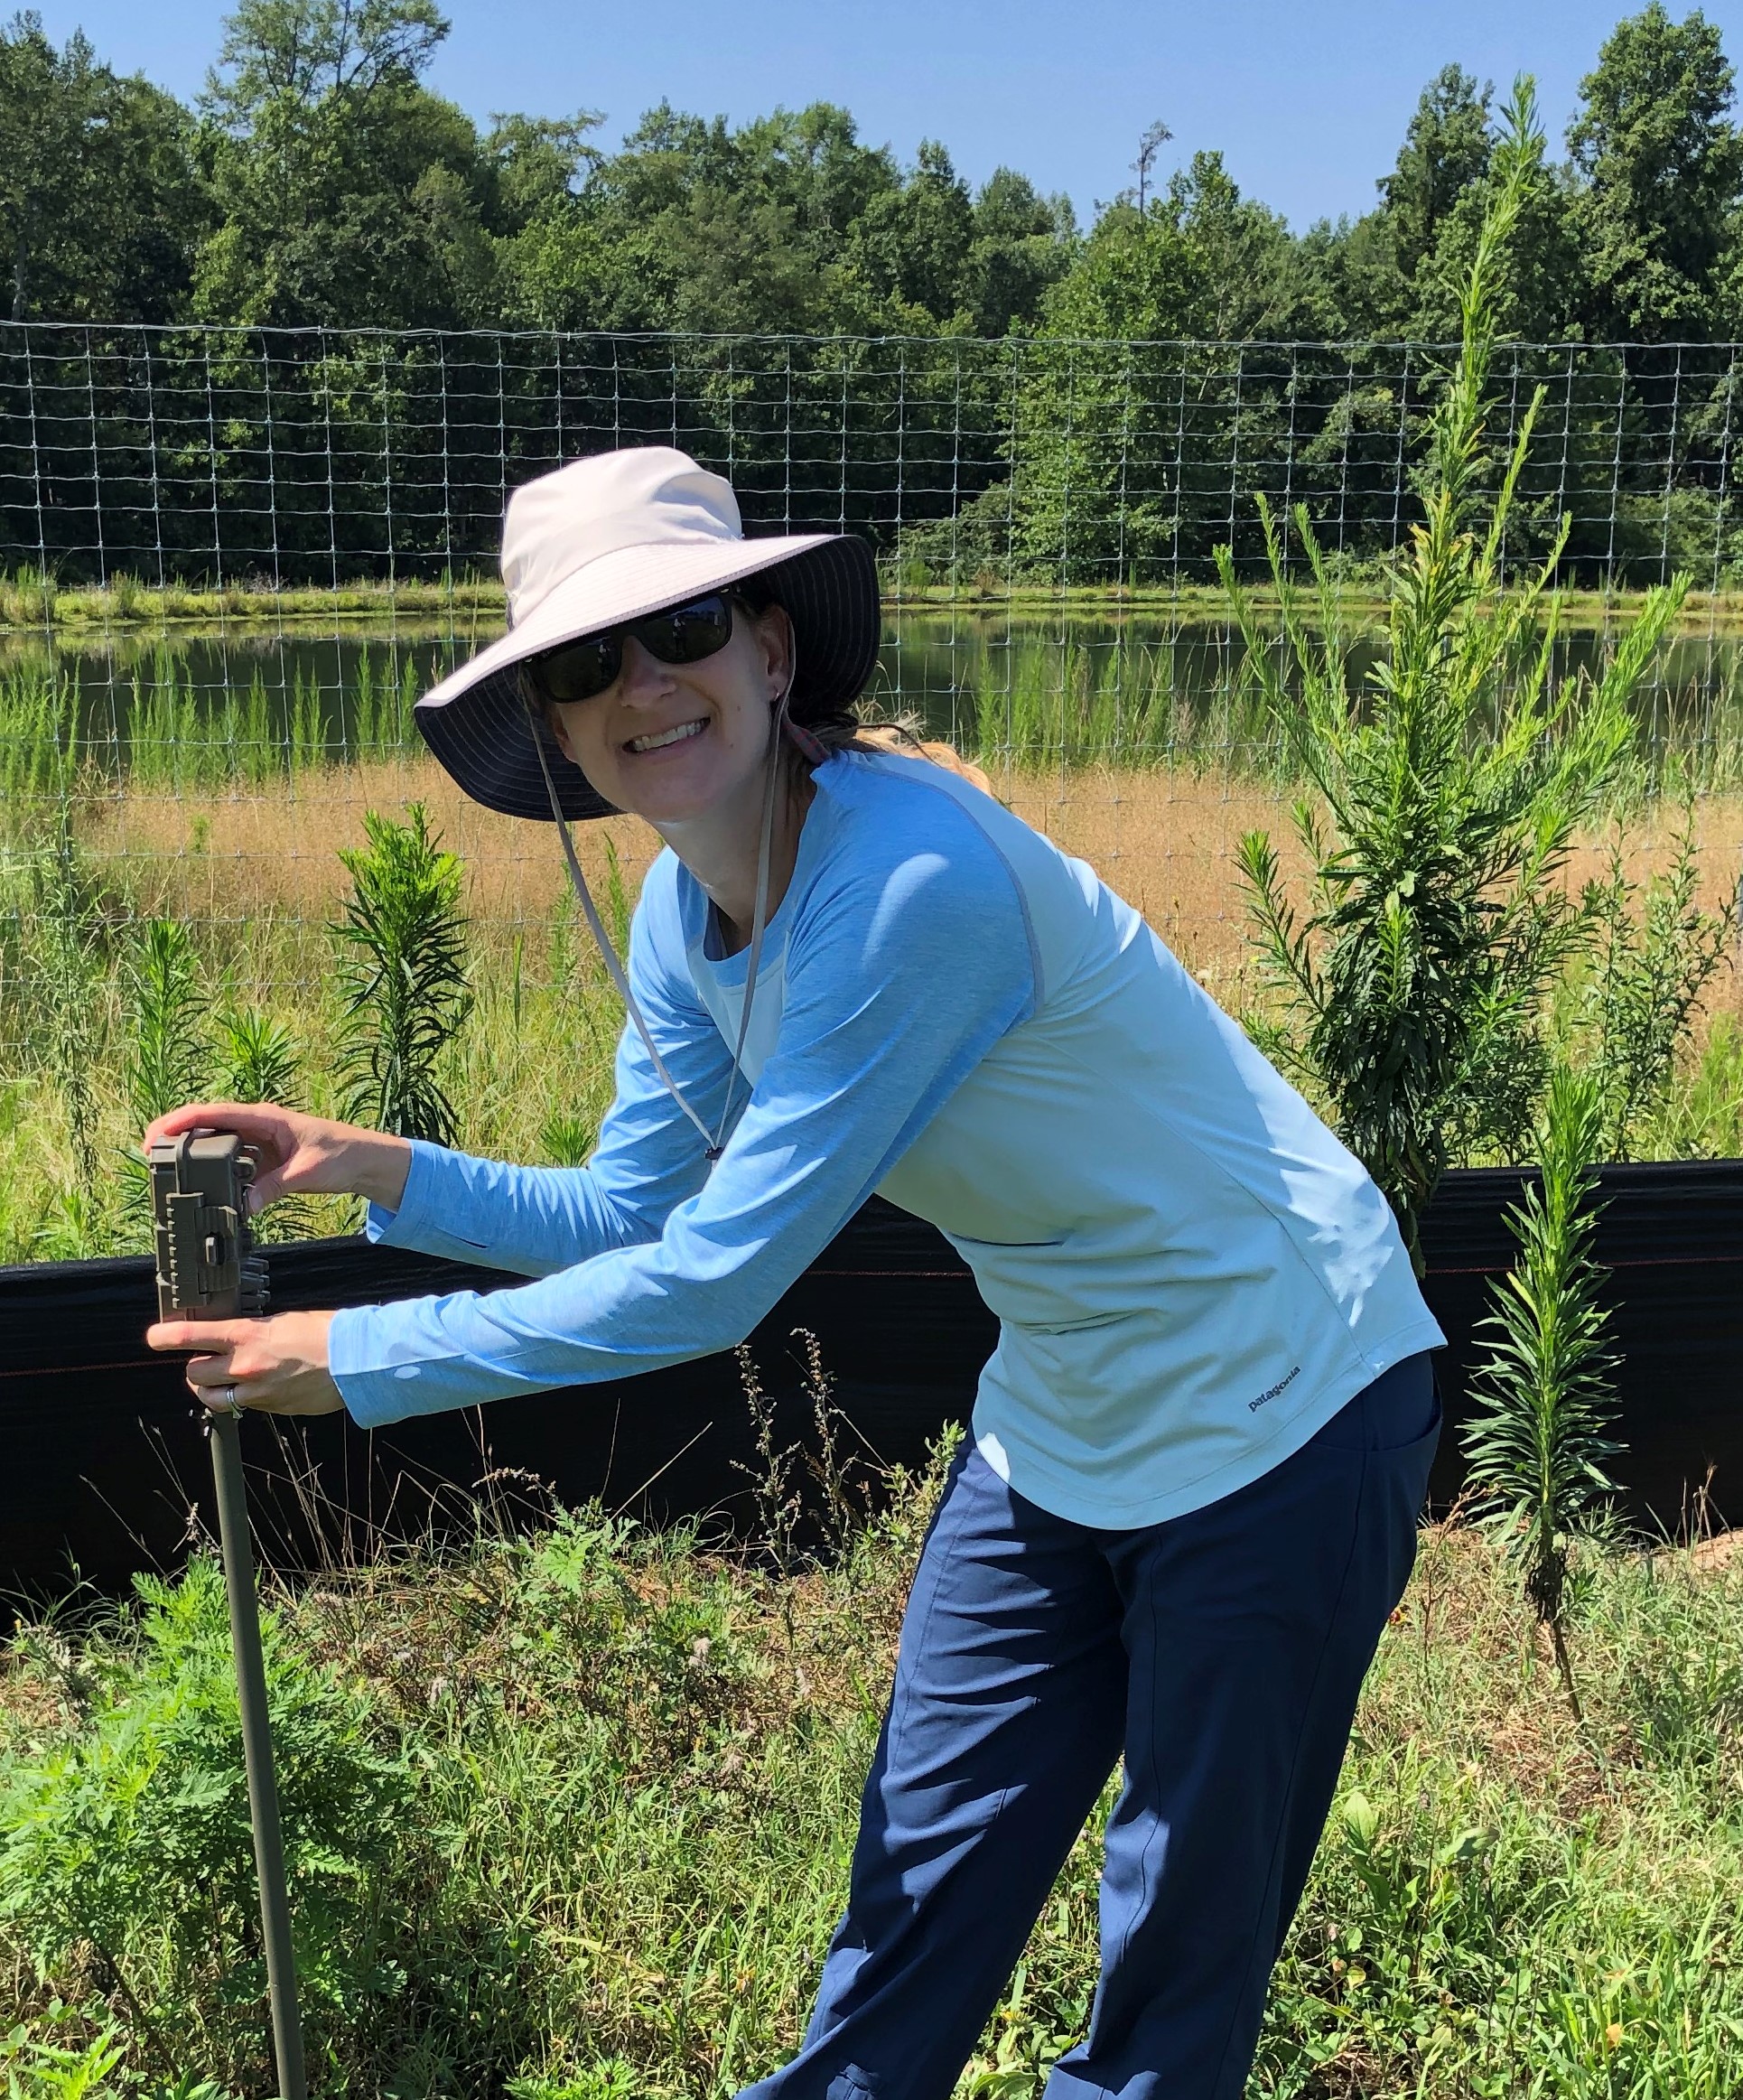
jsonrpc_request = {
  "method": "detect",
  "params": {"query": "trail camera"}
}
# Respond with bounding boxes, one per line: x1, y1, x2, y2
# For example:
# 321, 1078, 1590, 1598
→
150, 1132, 270, 1324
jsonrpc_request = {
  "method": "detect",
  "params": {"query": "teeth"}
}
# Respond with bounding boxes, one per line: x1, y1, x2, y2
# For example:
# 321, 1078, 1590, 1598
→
628, 719, 707, 754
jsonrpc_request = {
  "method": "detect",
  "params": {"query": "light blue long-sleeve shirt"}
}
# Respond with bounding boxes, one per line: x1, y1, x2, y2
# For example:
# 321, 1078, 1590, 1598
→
329, 748, 1443, 1527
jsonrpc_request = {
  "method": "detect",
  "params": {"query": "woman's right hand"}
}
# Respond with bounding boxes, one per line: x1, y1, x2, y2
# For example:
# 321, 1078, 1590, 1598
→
140, 1103, 414, 1214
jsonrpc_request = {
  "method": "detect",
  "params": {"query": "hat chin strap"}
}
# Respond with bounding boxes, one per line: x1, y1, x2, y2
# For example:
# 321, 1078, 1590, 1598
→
528, 646, 801, 1163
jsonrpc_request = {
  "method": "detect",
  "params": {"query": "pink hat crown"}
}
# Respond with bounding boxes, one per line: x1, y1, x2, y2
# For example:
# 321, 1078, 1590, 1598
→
502, 447, 745, 623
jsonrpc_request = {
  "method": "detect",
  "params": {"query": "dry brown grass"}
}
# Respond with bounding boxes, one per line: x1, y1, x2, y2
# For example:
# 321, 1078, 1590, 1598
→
81, 757, 664, 938
83, 754, 1743, 999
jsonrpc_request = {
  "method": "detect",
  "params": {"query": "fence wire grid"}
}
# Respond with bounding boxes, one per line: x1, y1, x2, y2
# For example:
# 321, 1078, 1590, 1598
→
3, 325, 1743, 587
4, 324, 1743, 1069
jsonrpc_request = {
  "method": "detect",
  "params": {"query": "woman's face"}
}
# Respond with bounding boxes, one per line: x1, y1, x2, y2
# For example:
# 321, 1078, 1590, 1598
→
545, 600, 793, 828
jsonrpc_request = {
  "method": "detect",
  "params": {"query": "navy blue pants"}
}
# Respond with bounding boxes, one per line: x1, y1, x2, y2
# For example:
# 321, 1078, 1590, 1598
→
738, 1352, 1440, 2100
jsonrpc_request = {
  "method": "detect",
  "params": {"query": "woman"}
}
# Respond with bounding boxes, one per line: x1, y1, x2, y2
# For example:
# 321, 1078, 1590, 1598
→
148, 445, 1445, 2099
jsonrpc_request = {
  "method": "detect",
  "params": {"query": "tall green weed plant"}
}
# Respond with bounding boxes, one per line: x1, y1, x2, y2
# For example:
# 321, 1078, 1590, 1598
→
1655, 1010, 1743, 1158
214, 1005, 312, 1238
1223, 79, 1688, 1268
124, 920, 209, 1134
965, 633, 1272, 773
289, 667, 327, 775
1460, 1066, 1620, 1723
125, 656, 281, 792
213, 1006, 302, 1110
333, 802, 472, 1145
118, 918, 210, 1224
0, 667, 79, 818
348, 649, 418, 761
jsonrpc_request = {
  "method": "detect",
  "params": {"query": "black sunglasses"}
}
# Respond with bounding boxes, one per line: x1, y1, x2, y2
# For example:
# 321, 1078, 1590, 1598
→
525, 592, 742, 705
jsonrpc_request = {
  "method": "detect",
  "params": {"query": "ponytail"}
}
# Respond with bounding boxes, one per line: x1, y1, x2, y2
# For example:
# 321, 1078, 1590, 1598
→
735, 581, 996, 798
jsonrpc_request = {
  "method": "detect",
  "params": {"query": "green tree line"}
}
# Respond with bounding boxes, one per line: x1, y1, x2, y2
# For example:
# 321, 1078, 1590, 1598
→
7, 0, 1743, 345
5, 0, 1743, 587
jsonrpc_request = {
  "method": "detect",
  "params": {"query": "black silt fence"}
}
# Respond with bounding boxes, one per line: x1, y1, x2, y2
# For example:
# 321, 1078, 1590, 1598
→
2, 1164, 1739, 1605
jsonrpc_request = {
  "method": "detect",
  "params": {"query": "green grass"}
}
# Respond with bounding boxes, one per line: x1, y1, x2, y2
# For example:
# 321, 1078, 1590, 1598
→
12, 566, 1743, 637
962, 630, 1277, 772
9, 601, 1743, 800
0, 1441, 1738, 2098
0, 568, 505, 634
0, 813, 624, 1263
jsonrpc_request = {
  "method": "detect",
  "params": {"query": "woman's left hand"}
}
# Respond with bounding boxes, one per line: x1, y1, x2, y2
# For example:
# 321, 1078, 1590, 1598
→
146, 1309, 344, 1416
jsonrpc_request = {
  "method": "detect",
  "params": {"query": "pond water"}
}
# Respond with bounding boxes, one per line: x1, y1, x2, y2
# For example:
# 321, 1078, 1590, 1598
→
6, 608, 1743, 786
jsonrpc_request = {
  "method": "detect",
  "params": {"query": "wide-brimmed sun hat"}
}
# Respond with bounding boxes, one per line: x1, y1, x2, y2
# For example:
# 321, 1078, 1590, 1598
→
413, 445, 881, 821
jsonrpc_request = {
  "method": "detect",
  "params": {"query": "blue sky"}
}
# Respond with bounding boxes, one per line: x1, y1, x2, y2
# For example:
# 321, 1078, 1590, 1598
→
33, 1, 1743, 229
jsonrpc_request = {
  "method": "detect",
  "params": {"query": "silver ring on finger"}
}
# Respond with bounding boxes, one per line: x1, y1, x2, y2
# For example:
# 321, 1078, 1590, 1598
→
217, 1383, 240, 1413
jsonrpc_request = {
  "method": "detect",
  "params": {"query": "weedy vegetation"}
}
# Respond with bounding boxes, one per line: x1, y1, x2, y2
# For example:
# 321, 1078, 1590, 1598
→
1459, 1067, 1623, 1724
1567, 798, 1738, 1159
332, 803, 474, 1147
0, 1415, 1739, 2099
1224, 84, 1691, 1273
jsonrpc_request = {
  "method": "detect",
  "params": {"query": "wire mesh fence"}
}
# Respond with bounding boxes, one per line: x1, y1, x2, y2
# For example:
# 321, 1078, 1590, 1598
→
4, 323, 1743, 587
4, 324, 1743, 1113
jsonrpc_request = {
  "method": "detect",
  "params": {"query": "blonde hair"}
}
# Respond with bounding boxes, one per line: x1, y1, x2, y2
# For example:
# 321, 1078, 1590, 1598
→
835, 716, 996, 798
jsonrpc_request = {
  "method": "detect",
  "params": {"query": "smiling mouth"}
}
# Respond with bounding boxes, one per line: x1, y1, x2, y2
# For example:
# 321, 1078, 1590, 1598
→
625, 718, 709, 755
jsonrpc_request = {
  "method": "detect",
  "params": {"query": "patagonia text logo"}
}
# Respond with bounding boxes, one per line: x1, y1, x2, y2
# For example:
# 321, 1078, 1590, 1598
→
1249, 1365, 1302, 1414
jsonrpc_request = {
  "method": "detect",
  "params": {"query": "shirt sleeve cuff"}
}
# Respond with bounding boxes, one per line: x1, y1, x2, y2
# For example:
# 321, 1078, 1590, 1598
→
361, 1138, 493, 1260
362, 1137, 434, 1246
329, 1303, 436, 1429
